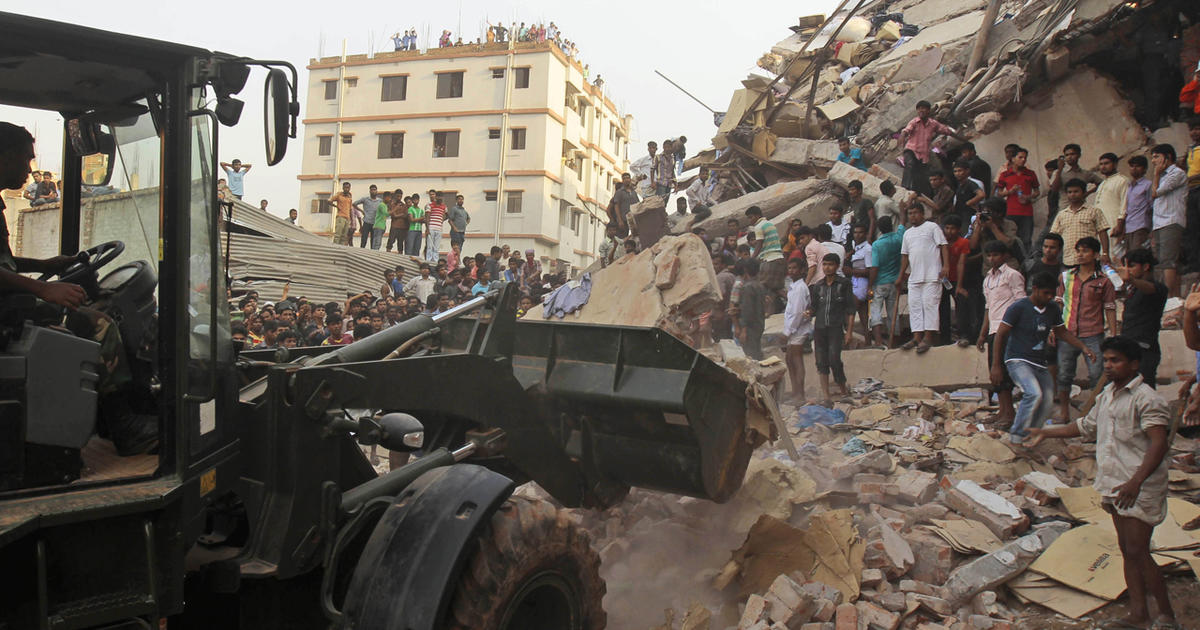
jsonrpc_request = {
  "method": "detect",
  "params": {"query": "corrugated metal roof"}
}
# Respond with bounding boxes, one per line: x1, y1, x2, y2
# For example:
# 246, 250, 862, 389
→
221, 200, 426, 304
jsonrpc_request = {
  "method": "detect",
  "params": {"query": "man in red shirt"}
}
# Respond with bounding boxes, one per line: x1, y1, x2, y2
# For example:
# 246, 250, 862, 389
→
940, 214, 973, 346
899, 100, 963, 197
995, 146, 1040, 254
424, 193, 447, 263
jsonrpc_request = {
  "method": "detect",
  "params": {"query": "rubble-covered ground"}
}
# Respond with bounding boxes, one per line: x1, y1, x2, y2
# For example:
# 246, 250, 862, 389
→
515, 374, 1200, 630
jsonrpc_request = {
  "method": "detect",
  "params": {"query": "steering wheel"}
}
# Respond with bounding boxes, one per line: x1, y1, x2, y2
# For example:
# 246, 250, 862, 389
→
38, 240, 125, 301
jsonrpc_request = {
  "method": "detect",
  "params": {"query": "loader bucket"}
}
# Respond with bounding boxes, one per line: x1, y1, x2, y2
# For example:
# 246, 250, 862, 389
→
442, 318, 756, 503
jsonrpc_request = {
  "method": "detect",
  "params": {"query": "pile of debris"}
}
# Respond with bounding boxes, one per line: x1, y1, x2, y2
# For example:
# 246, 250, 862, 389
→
663, 0, 1200, 245
520, 379, 1200, 629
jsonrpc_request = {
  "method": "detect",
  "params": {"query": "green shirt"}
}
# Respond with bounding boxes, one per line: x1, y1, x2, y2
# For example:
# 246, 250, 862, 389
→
755, 219, 783, 262
408, 205, 424, 231
373, 204, 389, 230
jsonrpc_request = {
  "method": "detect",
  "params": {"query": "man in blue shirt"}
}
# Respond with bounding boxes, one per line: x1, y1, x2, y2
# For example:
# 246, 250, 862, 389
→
992, 271, 1095, 443
219, 159, 252, 199
837, 138, 867, 172
867, 216, 903, 347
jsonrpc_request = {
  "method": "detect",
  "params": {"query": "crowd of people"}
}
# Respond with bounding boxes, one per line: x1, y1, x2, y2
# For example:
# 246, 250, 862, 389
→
669, 107, 1197, 437
391, 21, 590, 71
229, 242, 570, 350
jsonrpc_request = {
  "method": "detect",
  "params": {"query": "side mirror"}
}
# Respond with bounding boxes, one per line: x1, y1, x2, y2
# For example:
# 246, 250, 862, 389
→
375, 413, 424, 452
67, 119, 116, 186
263, 68, 294, 166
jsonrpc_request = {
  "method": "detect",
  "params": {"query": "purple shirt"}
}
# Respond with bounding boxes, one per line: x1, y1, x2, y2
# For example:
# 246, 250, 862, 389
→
1123, 176, 1152, 232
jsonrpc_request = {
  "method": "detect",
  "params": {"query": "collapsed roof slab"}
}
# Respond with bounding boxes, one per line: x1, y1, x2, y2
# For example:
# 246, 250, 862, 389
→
870, 11, 985, 71
970, 68, 1147, 179
677, 179, 835, 237
898, 0, 987, 28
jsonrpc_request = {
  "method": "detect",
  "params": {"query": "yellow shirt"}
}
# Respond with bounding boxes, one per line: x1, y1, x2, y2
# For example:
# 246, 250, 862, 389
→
1187, 145, 1200, 187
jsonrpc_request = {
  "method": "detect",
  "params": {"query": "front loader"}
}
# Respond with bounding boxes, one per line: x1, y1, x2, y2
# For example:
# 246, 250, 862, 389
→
0, 12, 761, 630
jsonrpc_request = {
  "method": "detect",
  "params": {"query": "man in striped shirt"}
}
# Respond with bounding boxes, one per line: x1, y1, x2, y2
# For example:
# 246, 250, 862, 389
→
747, 205, 785, 312
425, 193, 446, 263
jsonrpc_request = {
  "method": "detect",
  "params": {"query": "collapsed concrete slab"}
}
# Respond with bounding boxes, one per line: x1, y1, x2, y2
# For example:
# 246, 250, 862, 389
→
527, 234, 719, 340
856, 70, 964, 143
770, 138, 841, 169
827, 160, 916, 205
628, 195, 669, 248
769, 193, 844, 235
971, 68, 1148, 178
678, 179, 835, 237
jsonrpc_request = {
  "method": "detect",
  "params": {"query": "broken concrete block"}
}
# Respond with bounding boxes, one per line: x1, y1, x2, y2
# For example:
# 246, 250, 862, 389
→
527, 234, 720, 340
654, 253, 680, 290
798, 580, 844, 606
941, 522, 1072, 607
681, 179, 834, 237
894, 468, 939, 505
901, 528, 958, 585
764, 574, 816, 629
827, 161, 917, 207
767, 193, 844, 237
770, 138, 841, 169
811, 599, 837, 623
942, 480, 1029, 539
834, 603, 856, 630
740, 594, 772, 628
860, 568, 885, 588
855, 600, 901, 630
1013, 471, 1067, 506
899, 579, 938, 596
973, 111, 1002, 135
629, 194, 669, 249
907, 593, 953, 616
800, 623, 834, 630
830, 449, 893, 477
1044, 46, 1071, 82
853, 474, 895, 505
681, 603, 712, 630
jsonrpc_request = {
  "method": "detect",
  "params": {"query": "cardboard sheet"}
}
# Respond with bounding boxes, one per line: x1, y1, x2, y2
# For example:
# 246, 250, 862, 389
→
928, 518, 1004, 554
947, 434, 1017, 463
1007, 571, 1109, 618
730, 510, 864, 601
1030, 524, 1182, 600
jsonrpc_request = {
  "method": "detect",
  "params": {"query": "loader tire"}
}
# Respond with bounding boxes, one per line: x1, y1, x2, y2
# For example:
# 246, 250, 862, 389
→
444, 495, 606, 630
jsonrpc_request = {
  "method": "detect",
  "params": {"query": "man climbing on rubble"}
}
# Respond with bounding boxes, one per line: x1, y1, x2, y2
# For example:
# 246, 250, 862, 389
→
992, 271, 1095, 444
1029, 336, 1176, 630
899, 100, 964, 198
781, 257, 812, 404
896, 203, 948, 354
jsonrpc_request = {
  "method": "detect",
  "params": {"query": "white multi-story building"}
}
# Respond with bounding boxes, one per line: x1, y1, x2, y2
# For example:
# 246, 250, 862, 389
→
298, 40, 633, 269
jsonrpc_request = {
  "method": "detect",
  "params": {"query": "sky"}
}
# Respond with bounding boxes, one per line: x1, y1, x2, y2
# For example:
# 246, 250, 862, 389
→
4, 0, 839, 220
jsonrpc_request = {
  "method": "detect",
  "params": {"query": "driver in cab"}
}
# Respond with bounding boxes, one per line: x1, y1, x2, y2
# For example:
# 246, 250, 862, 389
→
0, 121, 154, 456
0, 122, 87, 308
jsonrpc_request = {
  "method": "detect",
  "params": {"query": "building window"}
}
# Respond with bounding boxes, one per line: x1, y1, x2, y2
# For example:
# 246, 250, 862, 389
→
318, 136, 333, 156
510, 128, 526, 150
609, 123, 615, 140
433, 131, 460, 158
381, 76, 407, 101
505, 191, 523, 214
436, 72, 464, 99
310, 197, 332, 214
571, 211, 581, 234
514, 67, 530, 89
345, 77, 358, 88
484, 191, 498, 201
378, 133, 404, 159
492, 68, 504, 79
323, 80, 337, 100
341, 134, 353, 144
488, 128, 501, 140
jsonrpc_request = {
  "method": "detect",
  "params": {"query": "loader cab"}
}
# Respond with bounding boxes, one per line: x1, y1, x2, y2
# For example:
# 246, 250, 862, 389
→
0, 14, 296, 625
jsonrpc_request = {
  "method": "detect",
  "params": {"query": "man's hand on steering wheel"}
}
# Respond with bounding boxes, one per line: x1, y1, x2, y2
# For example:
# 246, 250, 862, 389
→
39, 255, 82, 274
34, 280, 86, 310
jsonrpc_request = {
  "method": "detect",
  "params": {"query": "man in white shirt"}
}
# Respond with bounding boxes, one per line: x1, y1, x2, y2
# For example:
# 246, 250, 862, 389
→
847, 223, 873, 341
686, 166, 719, 221
782, 257, 813, 404
826, 205, 850, 246
896, 204, 949, 353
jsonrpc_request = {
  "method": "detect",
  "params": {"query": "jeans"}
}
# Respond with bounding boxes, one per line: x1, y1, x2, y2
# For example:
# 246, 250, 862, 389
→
901, 150, 932, 198
655, 184, 671, 199
449, 230, 465, 249
813, 326, 846, 383
1006, 360, 1056, 441
359, 224, 372, 248
426, 230, 443, 262
370, 227, 383, 250
1137, 341, 1161, 389
387, 228, 405, 252
405, 230, 422, 256
1057, 333, 1103, 392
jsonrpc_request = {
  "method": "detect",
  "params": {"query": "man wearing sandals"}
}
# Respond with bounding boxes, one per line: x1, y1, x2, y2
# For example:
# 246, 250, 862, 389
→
1029, 336, 1177, 630
895, 204, 948, 354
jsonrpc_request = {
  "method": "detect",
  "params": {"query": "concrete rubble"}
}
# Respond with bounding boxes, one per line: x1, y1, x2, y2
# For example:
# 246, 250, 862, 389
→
513, 365, 1200, 629
674, 0, 1198, 258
